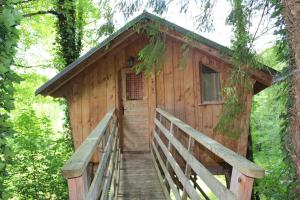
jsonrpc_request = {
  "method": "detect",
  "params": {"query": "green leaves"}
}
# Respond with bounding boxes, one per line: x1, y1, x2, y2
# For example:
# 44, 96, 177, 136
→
134, 22, 166, 75
3, 73, 73, 199
0, 1, 21, 197
1, 6, 21, 27
216, 0, 256, 139
250, 46, 298, 199
135, 36, 166, 74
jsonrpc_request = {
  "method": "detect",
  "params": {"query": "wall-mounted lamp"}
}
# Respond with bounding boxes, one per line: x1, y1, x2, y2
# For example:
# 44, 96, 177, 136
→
127, 56, 135, 68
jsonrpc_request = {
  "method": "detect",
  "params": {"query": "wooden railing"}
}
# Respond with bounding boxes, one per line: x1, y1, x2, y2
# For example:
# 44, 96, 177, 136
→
62, 108, 120, 200
151, 108, 265, 200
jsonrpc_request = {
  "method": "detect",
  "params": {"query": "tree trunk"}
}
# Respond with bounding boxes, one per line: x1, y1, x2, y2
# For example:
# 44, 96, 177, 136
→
281, 0, 300, 196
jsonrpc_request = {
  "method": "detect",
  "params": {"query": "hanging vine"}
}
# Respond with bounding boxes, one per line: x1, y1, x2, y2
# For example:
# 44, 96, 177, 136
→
0, 1, 21, 197
133, 21, 195, 75
134, 22, 167, 74
215, 0, 261, 138
131, 3, 261, 139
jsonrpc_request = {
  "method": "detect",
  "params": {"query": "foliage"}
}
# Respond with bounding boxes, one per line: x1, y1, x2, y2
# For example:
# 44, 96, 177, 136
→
117, 0, 215, 32
0, 1, 22, 197
54, 0, 84, 69
251, 47, 299, 199
135, 22, 166, 74
53, 0, 115, 69
14, 0, 114, 70
215, 0, 259, 138
179, 43, 190, 69
3, 73, 72, 199
134, 22, 194, 75
0, 0, 116, 198
252, 81, 297, 199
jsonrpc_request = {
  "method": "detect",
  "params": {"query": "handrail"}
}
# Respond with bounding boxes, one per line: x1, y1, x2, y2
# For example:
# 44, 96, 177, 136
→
62, 108, 120, 200
152, 108, 265, 200
62, 108, 115, 178
156, 108, 264, 179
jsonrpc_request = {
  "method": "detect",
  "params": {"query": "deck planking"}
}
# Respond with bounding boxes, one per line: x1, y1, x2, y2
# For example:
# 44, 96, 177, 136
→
117, 153, 166, 200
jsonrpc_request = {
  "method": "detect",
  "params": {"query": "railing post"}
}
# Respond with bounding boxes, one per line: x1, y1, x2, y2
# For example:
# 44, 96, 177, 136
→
67, 169, 89, 200
230, 167, 254, 200
165, 123, 174, 193
165, 123, 174, 169
182, 136, 195, 200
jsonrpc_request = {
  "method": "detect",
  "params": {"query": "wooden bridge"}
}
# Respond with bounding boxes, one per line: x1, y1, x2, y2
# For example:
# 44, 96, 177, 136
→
62, 108, 264, 200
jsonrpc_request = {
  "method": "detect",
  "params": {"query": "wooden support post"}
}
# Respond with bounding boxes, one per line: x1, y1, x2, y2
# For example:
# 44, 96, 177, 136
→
114, 151, 121, 199
182, 136, 195, 200
67, 170, 88, 200
158, 113, 163, 136
165, 123, 174, 192
86, 162, 93, 186
166, 123, 174, 170
224, 165, 232, 189
230, 167, 254, 200
154, 113, 163, 152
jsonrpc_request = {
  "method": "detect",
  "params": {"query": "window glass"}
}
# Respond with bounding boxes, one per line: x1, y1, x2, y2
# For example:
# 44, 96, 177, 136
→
201, 64, 221, 102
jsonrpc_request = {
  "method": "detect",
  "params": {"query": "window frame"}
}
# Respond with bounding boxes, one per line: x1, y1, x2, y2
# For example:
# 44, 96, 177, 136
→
125, 72, 144, 100
198, 63, 223, 105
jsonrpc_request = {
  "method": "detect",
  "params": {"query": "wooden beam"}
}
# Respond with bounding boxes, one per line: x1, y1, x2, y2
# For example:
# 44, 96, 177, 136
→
67, 170, 89, 200
153, 131, 200, 200
152, 140, 181, 200
156, 108, 265, 179
100, 129, 118, 200
109, 133, 120, 200
151, 149, 172, 200
165, 123, 174, 173
86, 134, 113, 199
154, 118, 236, 200
62, 109, 115, 178
45, 31, 138, 97
230, 167, 254, 200
161, 29, 273, 87
182, 136, 195, 200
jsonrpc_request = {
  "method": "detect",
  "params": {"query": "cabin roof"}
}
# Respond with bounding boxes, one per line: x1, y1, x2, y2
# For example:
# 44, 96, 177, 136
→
36, 11, 277, 96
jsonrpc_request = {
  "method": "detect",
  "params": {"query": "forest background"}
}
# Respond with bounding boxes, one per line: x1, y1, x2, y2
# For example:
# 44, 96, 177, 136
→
0, 0, 299, 199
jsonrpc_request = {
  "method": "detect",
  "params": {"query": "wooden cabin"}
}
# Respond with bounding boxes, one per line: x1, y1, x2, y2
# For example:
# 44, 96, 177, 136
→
36, 12, 275, 200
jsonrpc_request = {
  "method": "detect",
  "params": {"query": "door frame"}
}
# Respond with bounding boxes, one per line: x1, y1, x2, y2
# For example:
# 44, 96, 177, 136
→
119, 67, 150, 153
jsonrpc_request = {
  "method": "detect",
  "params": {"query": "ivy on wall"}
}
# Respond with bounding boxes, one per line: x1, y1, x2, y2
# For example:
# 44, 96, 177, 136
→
215, 0, 262, 138
133, 21, 193, 75
134, 22, 167, 74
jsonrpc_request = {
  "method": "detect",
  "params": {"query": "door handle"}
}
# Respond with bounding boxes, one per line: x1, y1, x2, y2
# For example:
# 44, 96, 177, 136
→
121, 107, 127, 115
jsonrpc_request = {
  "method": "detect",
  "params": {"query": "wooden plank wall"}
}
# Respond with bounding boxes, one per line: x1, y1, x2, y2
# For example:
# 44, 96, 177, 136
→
61, 34, 253, 167
62, 35, 149, 150
155, 37, 253, 166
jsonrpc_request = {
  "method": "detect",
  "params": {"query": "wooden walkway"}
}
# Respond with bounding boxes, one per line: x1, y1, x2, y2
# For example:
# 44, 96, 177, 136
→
62, 108, 265, 200
117, 153, 166, 200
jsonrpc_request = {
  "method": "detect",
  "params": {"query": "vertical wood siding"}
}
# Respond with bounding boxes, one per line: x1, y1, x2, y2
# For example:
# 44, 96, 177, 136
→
62, 35, 252, 166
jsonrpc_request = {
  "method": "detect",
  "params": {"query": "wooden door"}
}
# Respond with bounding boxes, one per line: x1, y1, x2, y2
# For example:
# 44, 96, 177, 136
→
121, 68, 149, 152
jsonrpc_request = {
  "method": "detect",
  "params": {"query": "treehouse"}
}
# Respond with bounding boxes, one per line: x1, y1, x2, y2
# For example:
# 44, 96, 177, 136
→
36, 12, 275, 200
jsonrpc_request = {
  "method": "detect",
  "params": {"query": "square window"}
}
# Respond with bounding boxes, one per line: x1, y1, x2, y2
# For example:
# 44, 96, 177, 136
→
200, 64, 221, 102
126, 72, 143, 100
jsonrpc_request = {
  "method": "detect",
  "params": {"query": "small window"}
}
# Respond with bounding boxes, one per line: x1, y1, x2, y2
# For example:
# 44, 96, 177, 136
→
200, 64, 221, 102
126, 72, 143, 100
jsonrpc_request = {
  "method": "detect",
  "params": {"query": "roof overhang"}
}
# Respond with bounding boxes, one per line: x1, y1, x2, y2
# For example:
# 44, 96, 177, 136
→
36, 11, 277, 97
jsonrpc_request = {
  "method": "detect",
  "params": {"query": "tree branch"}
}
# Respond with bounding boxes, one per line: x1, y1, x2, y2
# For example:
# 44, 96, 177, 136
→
272, 69, 300, 84
251, 0, 269, 43
23, 10, 61, 18
13, 63, 50, 68
13, 0, 39, 5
